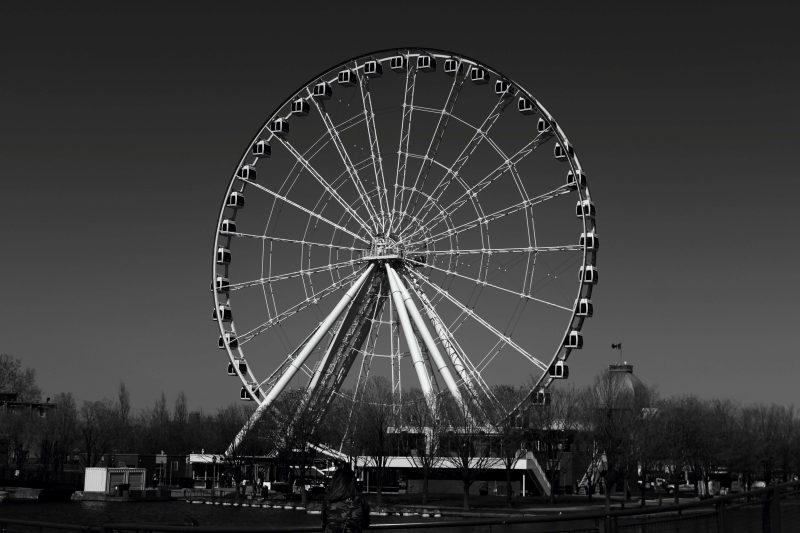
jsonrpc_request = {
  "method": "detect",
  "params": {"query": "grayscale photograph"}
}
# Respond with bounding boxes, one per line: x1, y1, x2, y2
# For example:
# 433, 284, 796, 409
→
1, 2, 798, 532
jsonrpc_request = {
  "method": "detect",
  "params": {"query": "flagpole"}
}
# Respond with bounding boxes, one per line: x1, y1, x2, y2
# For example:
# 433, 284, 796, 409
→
612, 342, 622, 365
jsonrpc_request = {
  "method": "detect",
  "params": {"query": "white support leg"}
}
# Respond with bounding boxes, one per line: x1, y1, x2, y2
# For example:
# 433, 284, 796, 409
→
225, 264, 375, 456
387, 267, 464, 407
384, 263, 434, 403
304, 316, 344, 398
292, 312, 347, 423
407, 274, 475, 393
406, 272, 500, 416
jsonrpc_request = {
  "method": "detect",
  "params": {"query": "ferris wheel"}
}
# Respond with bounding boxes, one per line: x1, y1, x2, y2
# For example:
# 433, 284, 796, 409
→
212, 48, 597, 453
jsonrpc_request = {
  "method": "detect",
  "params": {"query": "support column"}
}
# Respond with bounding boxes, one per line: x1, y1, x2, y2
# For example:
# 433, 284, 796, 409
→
385, 263, 434, 402
389, 267, 464, 407
225, 264, 375, 456
408, 274, 483, 402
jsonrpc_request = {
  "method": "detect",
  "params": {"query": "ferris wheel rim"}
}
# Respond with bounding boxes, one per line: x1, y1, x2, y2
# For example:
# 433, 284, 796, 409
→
212, 47, 596, 435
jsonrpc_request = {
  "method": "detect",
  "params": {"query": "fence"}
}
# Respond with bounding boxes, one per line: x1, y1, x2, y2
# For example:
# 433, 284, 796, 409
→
1, 481, 798, 533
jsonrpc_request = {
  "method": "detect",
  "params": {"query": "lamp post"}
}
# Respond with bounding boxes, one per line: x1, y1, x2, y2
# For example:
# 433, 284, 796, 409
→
213, 455, 218, 489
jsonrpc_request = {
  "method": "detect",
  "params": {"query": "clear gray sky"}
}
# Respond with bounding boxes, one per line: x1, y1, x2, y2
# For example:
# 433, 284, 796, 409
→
2, 1, 798, 411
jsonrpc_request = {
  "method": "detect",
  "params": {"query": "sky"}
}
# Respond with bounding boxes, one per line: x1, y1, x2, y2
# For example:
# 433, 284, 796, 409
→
2, 1, 798, 413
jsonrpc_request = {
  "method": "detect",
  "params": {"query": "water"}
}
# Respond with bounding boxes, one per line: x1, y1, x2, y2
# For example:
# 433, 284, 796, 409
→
0, 501, 439, 530
0, 500, 322, 528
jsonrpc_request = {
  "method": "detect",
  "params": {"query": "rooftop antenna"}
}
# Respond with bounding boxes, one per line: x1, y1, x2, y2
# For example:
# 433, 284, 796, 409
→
611, 342, 623, 365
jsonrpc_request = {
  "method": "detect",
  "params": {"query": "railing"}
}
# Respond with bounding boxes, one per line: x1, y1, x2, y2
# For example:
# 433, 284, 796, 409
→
2, 481, 798, 533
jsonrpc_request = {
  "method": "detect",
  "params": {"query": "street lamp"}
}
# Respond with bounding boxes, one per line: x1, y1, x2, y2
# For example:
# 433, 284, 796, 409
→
213, 455, 218, 489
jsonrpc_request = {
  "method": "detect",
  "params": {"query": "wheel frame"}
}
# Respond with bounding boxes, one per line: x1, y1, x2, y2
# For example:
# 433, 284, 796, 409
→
211, 48, 596, 450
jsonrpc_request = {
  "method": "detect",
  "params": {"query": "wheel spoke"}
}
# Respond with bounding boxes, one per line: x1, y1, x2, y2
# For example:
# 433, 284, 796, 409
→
255, 328, 319, 392
474, 339, 515, 375
391, 56, 418, 233
228, 231, 366, 253
424, 245, 583, 256
237, 269, 363, 346
356, 68, 391, 232
396, 61, 467, 233
406, 257, 572, 312
228, 258, 358, 291
246, 180, 370, 245
269, 133, 376, 236
408, 129, 555, 239
404, 183, 574, 249
276, 111, 370, 179
407, 269, 549, 372
307, 89, 382, 232
409, 93, 514, 226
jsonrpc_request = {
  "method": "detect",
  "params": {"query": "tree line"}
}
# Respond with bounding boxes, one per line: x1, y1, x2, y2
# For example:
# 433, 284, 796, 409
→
2, 354, 799, 511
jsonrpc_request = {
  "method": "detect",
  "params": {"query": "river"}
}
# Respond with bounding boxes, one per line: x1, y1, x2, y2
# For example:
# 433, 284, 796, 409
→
0, 500, 326, 528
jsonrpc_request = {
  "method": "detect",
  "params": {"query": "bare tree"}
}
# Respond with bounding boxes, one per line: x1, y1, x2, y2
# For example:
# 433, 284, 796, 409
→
401, 388, 446, 505
491, 385, 530, 506
137, 391, 171, 454
630, 397, 661, 506
752, 404, 795, 483
316, 392, 355, 461
583, 369, 649, 511
662, 396, 714, 499
734, 405, 763, 490
216, 403, 270, 499
441, 398, 500, 510
117, 382, 130, 428
703, 399, 739, 477
39, 392, 79, 476
788, 416, 800, 482
3, 408, 40, 475
0, 355, 43, 475
0, 354, 41, 402
355, 377, 396, 507
274, 388, 323, 506
78, 400, 118, 467
527, 385, 584, 503
171, 391, 189, 454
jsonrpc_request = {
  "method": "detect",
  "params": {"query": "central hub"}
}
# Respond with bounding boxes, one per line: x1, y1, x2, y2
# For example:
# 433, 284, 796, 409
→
363, 233, 403, 261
